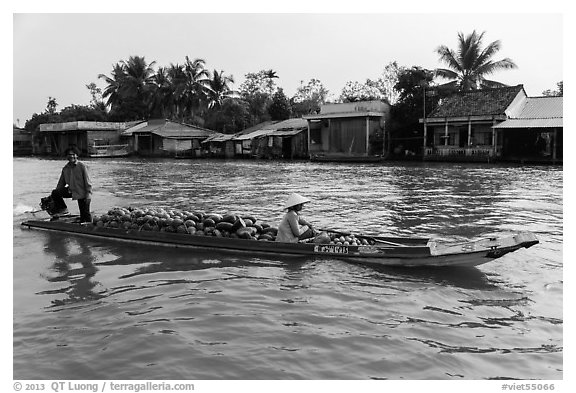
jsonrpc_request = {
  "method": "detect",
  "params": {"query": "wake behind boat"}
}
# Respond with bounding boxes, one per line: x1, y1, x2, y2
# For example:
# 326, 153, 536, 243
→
21, 206, 539, 268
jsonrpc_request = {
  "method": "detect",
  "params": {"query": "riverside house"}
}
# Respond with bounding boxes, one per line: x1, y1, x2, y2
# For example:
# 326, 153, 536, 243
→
303, 100, 390, 162
121, 119, 216, 158
13, 126, 33, 155
36, 121, 132, 157
248, 118, 308, 159
421, 85, 563, 164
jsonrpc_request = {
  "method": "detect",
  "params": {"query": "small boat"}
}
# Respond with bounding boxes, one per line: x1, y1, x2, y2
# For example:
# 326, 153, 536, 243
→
89, 141, 130, 158
21, 216, 539, 268
310, 153, 384, 163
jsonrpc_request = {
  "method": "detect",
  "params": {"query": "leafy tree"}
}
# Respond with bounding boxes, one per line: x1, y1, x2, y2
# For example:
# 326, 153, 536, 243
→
542, 81, 563, 96
59, 104, 108, 122
239, 69, 279, 97
24, 97, 61, 131
268, 88, 291, 120
86, 82, 105, 110
204, 98, 251, 133
435, 30, 517, 90
291, 78, 329, 117
375, 61, 405, 105
24, 112, 59, 132
389, 67, 439, 154
46, 97, 58, 114
339, 80, 384, 102
238, 69, 282, 125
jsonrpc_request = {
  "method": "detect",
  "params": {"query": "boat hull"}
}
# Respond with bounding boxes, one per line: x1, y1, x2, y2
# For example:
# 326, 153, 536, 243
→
20, 218, 538, 268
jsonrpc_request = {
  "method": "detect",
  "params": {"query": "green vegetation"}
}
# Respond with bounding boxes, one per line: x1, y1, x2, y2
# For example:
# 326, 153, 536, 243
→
435, 30, 517, 90
22, 30, 539, 158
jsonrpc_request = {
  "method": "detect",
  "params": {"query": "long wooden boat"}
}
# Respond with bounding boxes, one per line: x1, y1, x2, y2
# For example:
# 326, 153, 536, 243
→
21, 216, 539, 268
88, 143, 130, 158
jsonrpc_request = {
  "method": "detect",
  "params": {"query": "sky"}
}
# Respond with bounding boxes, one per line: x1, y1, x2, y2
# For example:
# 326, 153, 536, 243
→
11, 5, 566, 127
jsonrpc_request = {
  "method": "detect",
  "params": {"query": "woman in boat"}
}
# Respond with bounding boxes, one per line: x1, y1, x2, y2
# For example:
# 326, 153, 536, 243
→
50, 146, 93, 223
276, 193, 317, 243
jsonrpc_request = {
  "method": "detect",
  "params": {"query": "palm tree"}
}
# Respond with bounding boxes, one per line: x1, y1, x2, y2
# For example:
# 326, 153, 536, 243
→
181, 56, 211, 119
99, 56, 157, 119
435, 30, 517, 90
98, 63, 126, 110
149, 67, 173, 118
207, 70, 238, 109
120, 56, 157, 112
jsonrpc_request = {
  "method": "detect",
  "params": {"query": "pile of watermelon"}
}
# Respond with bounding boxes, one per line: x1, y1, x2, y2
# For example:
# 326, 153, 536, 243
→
92, 206, 278, 241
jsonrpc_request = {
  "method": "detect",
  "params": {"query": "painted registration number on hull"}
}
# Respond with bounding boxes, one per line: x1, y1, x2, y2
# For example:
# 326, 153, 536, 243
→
314, 244, 349, 254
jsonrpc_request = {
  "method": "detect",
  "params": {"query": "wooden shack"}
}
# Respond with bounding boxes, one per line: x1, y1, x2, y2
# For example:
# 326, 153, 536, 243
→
303, 100, 390, 161
122, 119, 216, 157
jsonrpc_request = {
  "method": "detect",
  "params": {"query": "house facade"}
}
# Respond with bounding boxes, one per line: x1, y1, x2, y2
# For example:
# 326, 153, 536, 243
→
493, 96, 562, 163
250, 118, 308, 159
13, 126, 33, 156
37, 121, 131, 156
303, 100, 390, 161
122, 119, 216, 157
421, 85, 562, 163
202, 133, 236, 158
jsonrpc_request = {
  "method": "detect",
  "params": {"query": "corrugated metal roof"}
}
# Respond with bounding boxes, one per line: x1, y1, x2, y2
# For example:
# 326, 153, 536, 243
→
494, 118, 563, 128
304, 111, 384, 120
233, 129, 273, 141
232, 118, 307, 140
202, 133, 236, 143
122, 120, 215, 139
236, 121, 277, 136
519, 96, 563, 118
40, 121, 132, 132
271, 129, 306, 137
260, 118, 307, 130
428, 85, 525, 118
492, 96, 563, 129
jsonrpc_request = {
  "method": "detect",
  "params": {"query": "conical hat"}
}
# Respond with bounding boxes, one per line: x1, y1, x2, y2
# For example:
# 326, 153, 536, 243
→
284, 193, 310, 209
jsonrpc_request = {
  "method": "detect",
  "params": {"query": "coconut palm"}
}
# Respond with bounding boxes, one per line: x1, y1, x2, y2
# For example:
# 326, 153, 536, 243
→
98, 63, 126, 110
120, 56, 157, 108
181, 57, 211, 118
207, 70, 238, 109
435, 30, 517, 90
149, 67, 173, 118
99, 56, 157, 119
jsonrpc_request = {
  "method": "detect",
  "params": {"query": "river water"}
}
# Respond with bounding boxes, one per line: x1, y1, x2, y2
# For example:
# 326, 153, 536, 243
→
12, 157, 563, 381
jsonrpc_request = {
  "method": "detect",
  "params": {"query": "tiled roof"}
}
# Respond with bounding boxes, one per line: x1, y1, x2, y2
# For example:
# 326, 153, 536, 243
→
428, 85, 525, 118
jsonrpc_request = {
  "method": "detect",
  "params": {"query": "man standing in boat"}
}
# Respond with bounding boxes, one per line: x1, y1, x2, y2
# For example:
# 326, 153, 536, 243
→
50, 146, 92, 223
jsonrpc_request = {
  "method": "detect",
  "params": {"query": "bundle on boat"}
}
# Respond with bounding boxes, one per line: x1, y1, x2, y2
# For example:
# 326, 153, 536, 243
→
91, 206, 377, 246
92, 206, 279, 241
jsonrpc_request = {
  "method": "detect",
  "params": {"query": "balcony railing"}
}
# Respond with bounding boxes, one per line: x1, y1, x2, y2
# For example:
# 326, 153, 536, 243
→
424, 146, 500, 158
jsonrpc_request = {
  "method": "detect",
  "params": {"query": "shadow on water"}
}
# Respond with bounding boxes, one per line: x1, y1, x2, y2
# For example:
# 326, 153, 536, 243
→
37, 228, 502, 294
38, 232, 107, 307
354, 263, 501, 290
